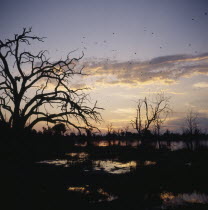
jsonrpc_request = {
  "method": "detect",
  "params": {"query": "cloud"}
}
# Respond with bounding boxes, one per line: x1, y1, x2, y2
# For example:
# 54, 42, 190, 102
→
141, 89, 186, 95
166, 115, 208, 132
193, 82, 208, 88
82, 53, 208, 87
111, 108, 135, 114
198, 109, 208, 114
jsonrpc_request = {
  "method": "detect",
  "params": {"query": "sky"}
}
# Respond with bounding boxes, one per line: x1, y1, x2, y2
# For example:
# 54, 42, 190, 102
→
1, 0, 208, 132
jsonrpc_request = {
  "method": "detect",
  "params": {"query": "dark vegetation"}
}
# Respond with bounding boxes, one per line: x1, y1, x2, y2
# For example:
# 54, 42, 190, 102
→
1, 125, 208, 210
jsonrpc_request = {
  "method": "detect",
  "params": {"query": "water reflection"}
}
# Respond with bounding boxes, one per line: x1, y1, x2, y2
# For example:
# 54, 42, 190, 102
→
38, 152, 89, 167
156, 141, 186, 151
38, 159, 69, 167
138, 160, 157, 166
75, 140, 141, 147
38, 151, 156, 174
68, 185, 118, 203
65, 152, 89, 159
94, 160, 137, 174
93, 140, 141, 147
161, 191, 208, 208
74, 142, 87, 147
74, 140, 208, 151
93, 160, 156, 174
68, 186, 90, 194
38, 159, 138, 174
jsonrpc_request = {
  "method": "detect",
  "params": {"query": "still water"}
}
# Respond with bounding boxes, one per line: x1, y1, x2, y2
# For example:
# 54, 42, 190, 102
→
75, 139, 208, 151
160, 191, 208, 208
37, 140, 208, 208
68, 185, 118, 203
38, 152, 156, 174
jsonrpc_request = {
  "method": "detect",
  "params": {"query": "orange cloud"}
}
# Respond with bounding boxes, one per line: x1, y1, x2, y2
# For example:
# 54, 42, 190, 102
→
82, 53, 208, 88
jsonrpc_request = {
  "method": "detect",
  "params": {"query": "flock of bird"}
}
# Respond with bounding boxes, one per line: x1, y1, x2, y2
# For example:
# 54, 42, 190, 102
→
53, 12, 207, 59
77, 12, 207, 58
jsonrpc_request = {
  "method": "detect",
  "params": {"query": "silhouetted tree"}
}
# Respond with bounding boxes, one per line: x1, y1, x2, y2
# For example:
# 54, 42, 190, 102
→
183, 109, 201, 150
0, 119, 10, 136
184, 109, 200, 135
106, 123, 113, 136
0, 28, 102, 135
42, 126, 53, 136
131, 93, 171, 136
52, 123, 66, 135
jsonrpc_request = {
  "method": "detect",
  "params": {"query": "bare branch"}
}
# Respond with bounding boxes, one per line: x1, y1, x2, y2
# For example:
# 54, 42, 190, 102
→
0, 28, 103, 133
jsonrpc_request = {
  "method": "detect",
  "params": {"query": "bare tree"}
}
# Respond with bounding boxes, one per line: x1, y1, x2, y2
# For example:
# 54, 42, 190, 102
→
0, 28, 102, 135
184, 109, 200, 135
106, 123, 113, 135
153, 110, 170, 136
131, 99, 143, 135
183, 109, 201, 150
131, 93, 171, 135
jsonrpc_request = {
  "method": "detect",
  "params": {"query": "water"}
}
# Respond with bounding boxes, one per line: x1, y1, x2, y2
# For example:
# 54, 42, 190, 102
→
67, 187, 208, 206
160, 191, 208, 208
68, 185, 118, 203
65, 152, 89, 159
38, 152, 89, 167
93, 160, 137, 174
75, 139, 208, 151
92, 140, 140, 147
38, 152, 156, 174
36, 141, 208, 209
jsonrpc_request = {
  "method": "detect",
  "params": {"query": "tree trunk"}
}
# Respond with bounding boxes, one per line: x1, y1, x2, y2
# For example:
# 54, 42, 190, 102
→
12, 116, 25, 136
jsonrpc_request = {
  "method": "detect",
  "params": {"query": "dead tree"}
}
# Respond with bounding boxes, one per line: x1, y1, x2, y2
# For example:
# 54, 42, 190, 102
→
106, 123, 113, 135
183, 109, 200, 150
131, 99, 143, 135
131, 93, 171, 136
0, 28, 103, 135
184, 109, 199, 135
